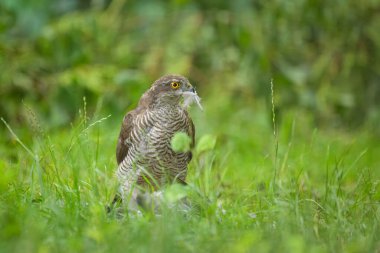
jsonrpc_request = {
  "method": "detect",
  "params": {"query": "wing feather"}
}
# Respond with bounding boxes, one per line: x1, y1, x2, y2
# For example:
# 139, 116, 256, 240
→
116, 111, 135, 165
184, 110, 195, 162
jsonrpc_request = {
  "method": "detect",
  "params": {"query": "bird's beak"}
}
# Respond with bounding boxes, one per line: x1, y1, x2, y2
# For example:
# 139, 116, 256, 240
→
184, 82, 195, 93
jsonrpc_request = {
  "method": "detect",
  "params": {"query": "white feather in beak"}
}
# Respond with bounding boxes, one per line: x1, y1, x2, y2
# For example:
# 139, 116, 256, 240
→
182, 91, 203, 111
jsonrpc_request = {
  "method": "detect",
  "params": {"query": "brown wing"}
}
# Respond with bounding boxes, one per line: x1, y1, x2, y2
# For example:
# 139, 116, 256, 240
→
184, 110, 195, 162
116, 89, 152, 165
189, 117, 195, 149
116, 111, 136, 165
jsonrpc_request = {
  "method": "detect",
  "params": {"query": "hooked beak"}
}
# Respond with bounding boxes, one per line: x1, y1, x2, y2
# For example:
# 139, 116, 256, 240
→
182, 81, 195, 93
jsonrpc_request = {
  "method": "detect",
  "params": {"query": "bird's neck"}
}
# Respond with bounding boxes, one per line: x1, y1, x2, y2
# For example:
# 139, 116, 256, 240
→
152, 96, 182, 109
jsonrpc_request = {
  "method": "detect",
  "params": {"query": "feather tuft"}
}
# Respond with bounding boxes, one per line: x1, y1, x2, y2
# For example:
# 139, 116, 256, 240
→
182, 91, 203, 110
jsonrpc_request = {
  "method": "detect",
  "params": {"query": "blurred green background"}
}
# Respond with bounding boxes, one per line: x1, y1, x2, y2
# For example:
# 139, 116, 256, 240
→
1, 0, 380, 133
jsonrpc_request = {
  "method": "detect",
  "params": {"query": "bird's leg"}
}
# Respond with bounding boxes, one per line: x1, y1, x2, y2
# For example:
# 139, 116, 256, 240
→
122, 184, 143, 213
135, 190, 164, 212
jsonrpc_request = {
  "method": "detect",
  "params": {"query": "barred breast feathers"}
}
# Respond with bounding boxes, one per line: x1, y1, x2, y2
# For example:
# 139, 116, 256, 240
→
117, 104, 192, 189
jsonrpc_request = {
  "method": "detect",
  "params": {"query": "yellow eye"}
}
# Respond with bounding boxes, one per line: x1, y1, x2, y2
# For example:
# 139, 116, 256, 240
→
171, 81, 180, 89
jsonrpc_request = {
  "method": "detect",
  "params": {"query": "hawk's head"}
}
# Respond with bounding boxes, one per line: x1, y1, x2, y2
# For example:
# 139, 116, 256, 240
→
141, 74, 202, 110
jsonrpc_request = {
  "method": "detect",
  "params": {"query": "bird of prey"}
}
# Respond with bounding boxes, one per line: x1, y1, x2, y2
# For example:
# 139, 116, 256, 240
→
115, 74, 202, 208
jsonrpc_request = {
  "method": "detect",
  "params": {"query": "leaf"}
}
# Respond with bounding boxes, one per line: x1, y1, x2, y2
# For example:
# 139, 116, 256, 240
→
164, 184, 189, 203
171, 132, 191, 152
196, 134, 216, 154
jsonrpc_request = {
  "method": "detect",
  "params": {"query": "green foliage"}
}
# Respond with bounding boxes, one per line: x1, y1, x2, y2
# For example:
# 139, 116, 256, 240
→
0, 0, 379, 132
171, 132, 192, 152
163, 184, 189, 203
195, 134, 216, 154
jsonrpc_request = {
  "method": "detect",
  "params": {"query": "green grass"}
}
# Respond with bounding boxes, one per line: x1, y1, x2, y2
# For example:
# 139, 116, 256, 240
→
1, 96, 379, 253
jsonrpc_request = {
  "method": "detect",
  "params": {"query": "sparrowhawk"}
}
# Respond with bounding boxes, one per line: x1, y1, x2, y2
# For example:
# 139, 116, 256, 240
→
115, 74, 202, 207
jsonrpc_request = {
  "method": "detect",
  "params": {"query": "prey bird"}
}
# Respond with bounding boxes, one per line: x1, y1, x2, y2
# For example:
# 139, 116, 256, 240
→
114, 74, 202, 209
